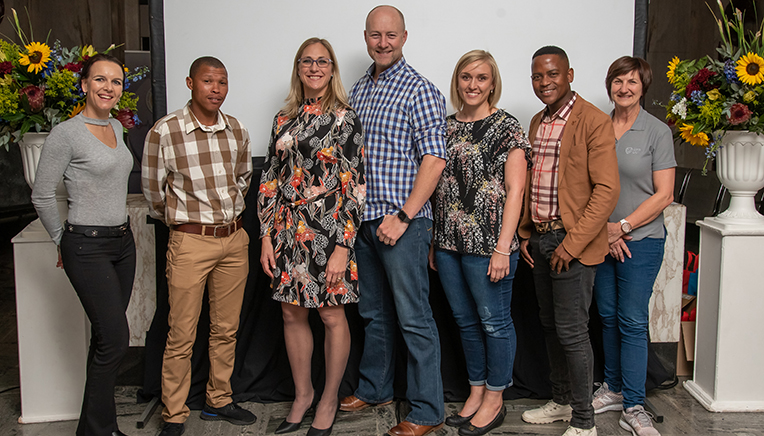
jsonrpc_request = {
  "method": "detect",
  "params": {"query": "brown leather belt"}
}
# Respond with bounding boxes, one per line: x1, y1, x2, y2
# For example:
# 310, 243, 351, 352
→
172, 216, 243, 238
534, 220, 564, 234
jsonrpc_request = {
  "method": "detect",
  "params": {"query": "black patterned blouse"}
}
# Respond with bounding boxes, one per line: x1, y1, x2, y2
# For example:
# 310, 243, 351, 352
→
258, 98, 365, 307
433, 109, 531, 257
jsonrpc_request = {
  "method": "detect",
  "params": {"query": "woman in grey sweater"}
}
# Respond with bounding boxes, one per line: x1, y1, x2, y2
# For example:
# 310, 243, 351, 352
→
31, 53, 135, 436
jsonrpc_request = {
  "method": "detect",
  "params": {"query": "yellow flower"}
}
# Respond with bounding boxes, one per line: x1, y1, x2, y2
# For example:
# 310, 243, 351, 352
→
18, 42, 51, 74
744, 90, 757, 103
667, 56, 680, 84
68, 101, 85, 119
706, 89, 721, 101
81, 45, 96, 57
736, 52, 764, 85
678, 124, 709, 147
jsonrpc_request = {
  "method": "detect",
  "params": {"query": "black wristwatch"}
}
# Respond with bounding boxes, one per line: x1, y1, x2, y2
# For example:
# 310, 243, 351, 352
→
396, 209, 411, 224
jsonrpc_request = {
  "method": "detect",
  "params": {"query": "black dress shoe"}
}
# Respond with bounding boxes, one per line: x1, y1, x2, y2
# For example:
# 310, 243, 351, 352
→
445, 410, 477, 428
458, 405, 506, 436
275, 392, 319, 434
307, 402, 339, 436
158, 422, 185, 436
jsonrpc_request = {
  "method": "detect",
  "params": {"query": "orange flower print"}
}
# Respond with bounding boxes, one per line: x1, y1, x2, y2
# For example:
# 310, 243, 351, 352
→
290, 166, 304, 189
340, 171, 351, 193
296, 221, 316, 242
344, 219, 355, 241
317, 146, 337, 164
276, 114, 290, 130
333, 197, 343, 219
350, 260, 358, 281
327, 281, 348, 295
259, 179, 277, 197
304, 102, 322, 116
280, 271, 291, 285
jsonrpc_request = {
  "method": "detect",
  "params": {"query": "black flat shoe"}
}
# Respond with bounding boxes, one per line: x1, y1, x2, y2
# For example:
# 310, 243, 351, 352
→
458, 405, 506, 436
275, 392, 319, 434
445, 410, 477, 428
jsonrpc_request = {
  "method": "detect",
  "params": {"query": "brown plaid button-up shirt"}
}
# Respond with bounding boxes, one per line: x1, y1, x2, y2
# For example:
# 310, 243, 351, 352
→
530, 93, 577, 223
142, 102, 252, 225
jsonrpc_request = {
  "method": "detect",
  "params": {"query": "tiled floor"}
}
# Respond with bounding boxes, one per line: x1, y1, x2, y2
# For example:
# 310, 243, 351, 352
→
2, 216, 763, 436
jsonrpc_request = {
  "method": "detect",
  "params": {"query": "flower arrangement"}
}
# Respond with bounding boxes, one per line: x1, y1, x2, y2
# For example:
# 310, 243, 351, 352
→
0, 9, 149, 151
665, 0, 764, 173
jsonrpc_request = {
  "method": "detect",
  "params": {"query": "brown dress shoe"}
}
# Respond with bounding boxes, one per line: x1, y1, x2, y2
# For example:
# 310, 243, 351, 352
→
387, 421, 444, 436
339, 395, 393, 412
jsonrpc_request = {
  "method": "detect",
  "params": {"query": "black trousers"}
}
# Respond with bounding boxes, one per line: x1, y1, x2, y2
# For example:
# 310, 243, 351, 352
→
60, 229, 136, 436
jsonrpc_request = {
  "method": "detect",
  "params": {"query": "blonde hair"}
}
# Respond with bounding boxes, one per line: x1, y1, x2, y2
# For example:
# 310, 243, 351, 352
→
282, 38, 349, 119
450, 50, 502, 112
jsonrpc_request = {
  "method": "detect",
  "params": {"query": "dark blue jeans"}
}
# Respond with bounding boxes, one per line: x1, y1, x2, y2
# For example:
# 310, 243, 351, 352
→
594, 237, 664, 409
60, 229, 136, 436
435, 250, 518, 391
530, 229, 596, 430
354, 217, 444, 425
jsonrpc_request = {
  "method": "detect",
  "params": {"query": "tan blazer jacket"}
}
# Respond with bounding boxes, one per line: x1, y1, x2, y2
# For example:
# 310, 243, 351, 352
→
518, 95, 620, 266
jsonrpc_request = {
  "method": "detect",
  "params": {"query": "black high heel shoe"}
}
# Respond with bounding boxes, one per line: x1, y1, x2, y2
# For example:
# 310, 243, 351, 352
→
275, 392, 319, 434
445, 410, 477, 427
458, 405, 506, 436
306, 401, 340, 436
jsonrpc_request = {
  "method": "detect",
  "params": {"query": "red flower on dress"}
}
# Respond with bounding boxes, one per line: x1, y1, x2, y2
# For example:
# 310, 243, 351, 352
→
259, 179, 277, 197
343, 220, 355, 241
295, 221, 316, 242
304, 102, 322, 116
327, 282, 348, 295
317, 146, 337, 164
349, 261, 358, 281
280, 272, 291, 285
290, 167, 304, 189
729, 103, 753, 125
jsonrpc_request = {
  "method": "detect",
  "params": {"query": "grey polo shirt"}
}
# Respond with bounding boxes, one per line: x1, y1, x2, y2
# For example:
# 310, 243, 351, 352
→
610, 108, 676, 241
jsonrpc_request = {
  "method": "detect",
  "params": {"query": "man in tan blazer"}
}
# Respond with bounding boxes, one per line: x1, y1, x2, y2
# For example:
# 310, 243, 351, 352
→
518, 46, 620, 436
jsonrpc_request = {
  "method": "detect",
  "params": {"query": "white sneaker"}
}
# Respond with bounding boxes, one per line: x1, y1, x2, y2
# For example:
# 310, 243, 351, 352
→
592, 382, 623, 414
562, 425, 598, 436
619, 405, 660, 436
521, 400, 573, 424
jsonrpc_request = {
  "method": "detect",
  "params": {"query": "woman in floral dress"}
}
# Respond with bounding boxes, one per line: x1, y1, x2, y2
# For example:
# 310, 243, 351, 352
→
258, 37, 364, 436
429, 50, 530, 436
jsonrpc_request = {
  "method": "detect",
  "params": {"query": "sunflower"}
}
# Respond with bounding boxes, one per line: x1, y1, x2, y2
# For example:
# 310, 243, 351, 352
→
735, 52, 764, 86
678, 123, 709, 147
667, 56, 680, 84
18, 42, 51, 74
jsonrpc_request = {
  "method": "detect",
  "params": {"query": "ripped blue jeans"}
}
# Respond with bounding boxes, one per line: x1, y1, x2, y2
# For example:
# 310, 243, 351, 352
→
435, 249, 518, 390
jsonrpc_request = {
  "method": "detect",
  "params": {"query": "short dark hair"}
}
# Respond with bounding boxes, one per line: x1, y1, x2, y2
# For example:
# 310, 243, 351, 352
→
189, 56, 226, 78
605, 56, 653, 100
532, 46, 569, 65
80, 53, 125, 88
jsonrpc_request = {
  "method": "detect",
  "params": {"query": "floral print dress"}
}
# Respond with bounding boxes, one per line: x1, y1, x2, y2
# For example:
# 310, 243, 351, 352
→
433, 109, 531, 256
258, 98, 365, 307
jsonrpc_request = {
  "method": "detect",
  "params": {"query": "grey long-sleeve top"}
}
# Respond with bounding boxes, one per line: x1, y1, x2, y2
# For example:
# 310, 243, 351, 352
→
31, 114, 133, 244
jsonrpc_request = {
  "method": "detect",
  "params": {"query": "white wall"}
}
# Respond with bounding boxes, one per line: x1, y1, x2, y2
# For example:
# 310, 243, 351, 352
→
164, 0, 635, 156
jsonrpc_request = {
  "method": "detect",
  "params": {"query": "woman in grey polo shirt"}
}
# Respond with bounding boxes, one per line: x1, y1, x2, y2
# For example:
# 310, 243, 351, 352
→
591, 57, 676, 436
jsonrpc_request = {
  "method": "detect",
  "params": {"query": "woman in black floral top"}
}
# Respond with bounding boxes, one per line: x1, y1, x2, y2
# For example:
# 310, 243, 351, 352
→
258, 38, 365, 436
429, 50, 531, 436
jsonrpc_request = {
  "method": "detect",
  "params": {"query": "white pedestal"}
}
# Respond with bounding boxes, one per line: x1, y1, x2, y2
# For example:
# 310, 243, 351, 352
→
12, 219, 89, 423
683, 217, 764, 412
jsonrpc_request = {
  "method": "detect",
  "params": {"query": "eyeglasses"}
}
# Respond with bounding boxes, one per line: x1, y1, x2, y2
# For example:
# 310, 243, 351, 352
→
298, 57, 333, 68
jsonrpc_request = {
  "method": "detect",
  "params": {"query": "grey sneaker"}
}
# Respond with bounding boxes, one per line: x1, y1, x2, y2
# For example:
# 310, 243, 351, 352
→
562, 426, 597, 436
619, 405, 660, 436
592, 382, 623, 414
521, 400, 572, 424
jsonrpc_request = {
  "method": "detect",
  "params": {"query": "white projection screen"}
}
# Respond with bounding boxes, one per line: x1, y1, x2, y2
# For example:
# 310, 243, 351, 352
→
162, 0, 636, 156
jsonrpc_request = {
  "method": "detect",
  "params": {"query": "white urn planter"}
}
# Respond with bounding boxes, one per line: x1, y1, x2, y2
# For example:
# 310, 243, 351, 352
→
18, 132, 68, 222
712, 131, 764, 224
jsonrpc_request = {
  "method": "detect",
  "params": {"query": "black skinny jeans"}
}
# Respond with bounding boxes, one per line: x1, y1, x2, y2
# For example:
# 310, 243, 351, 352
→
60, 229, 136, 436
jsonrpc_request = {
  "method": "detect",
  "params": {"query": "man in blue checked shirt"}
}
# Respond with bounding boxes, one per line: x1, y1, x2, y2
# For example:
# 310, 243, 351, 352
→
338, 5, 447, 436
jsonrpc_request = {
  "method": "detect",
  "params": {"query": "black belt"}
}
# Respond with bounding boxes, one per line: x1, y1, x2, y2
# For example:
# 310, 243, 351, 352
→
65, 217, 131, 237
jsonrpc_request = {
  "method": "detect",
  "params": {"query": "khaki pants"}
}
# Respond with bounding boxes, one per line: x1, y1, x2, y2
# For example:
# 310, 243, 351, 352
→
161, 228, 249, 423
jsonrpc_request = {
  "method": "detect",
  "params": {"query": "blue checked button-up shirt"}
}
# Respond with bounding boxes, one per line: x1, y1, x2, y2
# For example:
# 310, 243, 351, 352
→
349, 58, 447, 221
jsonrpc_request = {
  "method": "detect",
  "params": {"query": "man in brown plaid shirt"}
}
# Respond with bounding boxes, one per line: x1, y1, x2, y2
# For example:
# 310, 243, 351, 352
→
142, 56, 255, 436
518, 46, 620, 436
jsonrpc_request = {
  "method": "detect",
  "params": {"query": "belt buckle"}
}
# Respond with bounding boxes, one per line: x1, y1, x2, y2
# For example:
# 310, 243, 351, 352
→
212, 224, 228, 238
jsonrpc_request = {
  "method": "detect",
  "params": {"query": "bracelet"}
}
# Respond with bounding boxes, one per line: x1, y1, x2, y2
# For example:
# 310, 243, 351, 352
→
493, 247, 511, 256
